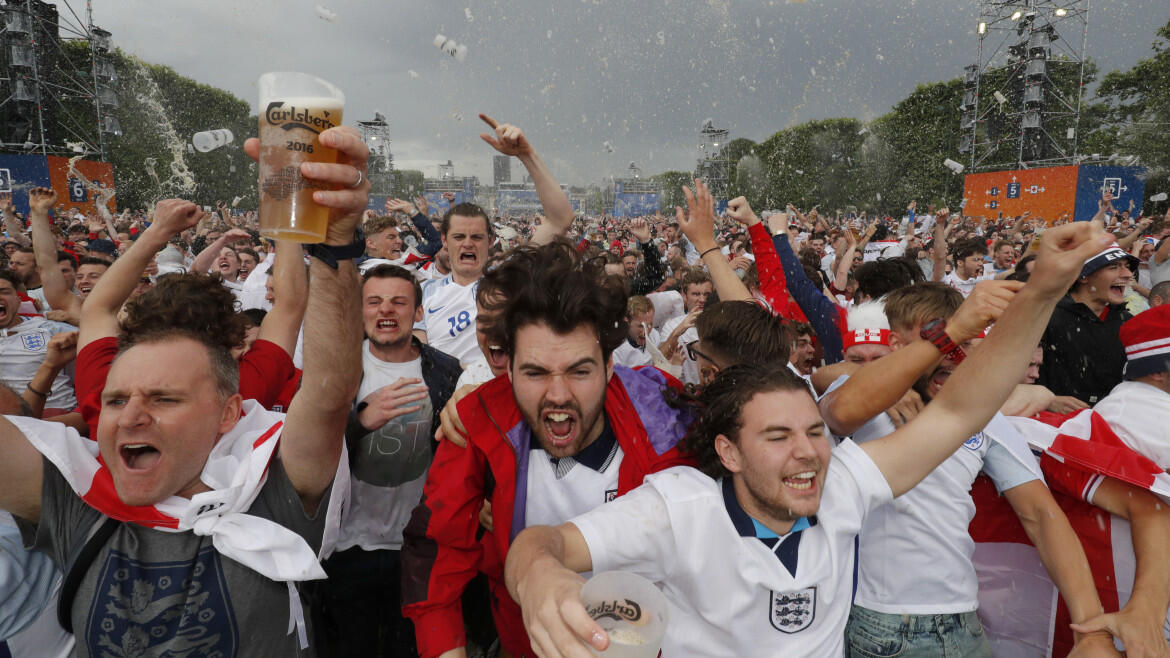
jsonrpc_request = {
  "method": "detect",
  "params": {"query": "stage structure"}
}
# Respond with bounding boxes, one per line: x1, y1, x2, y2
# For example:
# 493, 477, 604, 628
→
0, 0, 119, 160
357, 111, 392, 197
960, 0, 1089, 171
611, 161, 660, 217
422, 160, 478, 216
697, 118, 729, 199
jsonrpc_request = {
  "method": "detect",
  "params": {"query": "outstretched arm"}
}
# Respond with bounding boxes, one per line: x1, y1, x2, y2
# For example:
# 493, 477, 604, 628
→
255, 126, 366, 509
190, 227, 250, 275
256, 240, 308, 357
677, 180, 750, 302
79, 200, 205, 350
479, 114, 573, 245
27, 187, 79, 316
863, 222, 1111, 497
1, 194, 28, 246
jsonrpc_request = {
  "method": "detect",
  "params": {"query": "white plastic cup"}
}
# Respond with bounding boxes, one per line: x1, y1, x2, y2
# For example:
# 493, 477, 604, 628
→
192, 128, 235, 153
579, 571, 669, 658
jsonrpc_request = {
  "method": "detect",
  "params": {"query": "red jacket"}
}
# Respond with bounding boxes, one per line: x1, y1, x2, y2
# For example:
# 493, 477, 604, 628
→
401, 366, 695, 657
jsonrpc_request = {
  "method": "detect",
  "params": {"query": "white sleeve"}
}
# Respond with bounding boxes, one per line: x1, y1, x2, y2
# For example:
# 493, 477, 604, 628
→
822, 440, 895, 535
571, 479, 678, 583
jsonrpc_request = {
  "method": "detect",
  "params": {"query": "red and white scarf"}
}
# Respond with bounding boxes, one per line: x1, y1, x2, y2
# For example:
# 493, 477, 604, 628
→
10, 400, 350, 648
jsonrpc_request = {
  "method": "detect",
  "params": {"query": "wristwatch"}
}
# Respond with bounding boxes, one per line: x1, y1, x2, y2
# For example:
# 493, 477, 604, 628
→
304, 227, 365, 269
919, 318, 966, 364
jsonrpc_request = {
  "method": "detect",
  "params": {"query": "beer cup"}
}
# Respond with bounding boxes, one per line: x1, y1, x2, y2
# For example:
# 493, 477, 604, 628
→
257, 72, 345, 243
579, 571, 669, 657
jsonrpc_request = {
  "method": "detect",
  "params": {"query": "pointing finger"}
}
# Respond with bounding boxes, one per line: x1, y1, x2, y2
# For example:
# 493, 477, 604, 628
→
479, 113, 499, 130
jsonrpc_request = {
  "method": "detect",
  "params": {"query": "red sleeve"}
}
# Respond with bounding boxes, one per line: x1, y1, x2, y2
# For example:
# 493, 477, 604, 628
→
401, 435, 489, 657
1039, 453, 1101, 503
76, 336, 119, 440
238, 339, 295, 410
271, 369, 302, 413
748, 223, 809, 323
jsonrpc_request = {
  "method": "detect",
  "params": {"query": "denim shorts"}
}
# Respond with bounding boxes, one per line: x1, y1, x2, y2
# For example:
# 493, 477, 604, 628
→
845, 605, 993, 658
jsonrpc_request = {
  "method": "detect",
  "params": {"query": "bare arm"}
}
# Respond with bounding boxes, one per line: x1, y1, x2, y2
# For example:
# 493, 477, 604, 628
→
1003, 481, 1113, 647
190, 228, 249, 275
862, 223, 1111, 497
79, 200, 204, 350
256, 240, 307, 357
676, 179, 750, 302
21, 331, 77, 418
931, 211, 949, 282
820, 281, 1022, 436
27, 187, 79, 315
0, 415, 44, 522
258, 126, 366, 508
479, 115, 573, 245
1070, 477, 1170, 658
1, 194, 29, 246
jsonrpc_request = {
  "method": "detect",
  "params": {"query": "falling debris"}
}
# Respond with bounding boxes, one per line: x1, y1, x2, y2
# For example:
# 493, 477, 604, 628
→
656, 31, 666, 46
434, 34, 468, 61
464, 7, 474, 22
876, 53, 885, 61
408, 70, 419, 79
540, 83, 556, 95
603, 140, 614, 153
315, 5, 337, 22
857, 127, 868, 136
547, 29, 553, 39
231, 196, 243, 207
451, 108, 464, 122
810, 67, 816, 77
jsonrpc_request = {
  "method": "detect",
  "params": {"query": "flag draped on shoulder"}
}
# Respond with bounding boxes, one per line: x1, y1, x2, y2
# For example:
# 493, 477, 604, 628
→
970, 408, 1170, 657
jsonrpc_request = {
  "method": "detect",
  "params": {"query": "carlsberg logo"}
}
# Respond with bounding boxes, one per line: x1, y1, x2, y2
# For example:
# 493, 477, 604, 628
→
264, 102, 337, 134
587, 598, 642, 623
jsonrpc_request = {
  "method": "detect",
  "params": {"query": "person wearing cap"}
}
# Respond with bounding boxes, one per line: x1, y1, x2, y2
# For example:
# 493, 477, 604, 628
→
1092, 304, 1170, 468
841, 301, 891, 366
1035, 242, 1138, 405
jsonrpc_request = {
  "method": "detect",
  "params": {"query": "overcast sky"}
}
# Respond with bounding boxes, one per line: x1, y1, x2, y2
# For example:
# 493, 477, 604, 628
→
90, 0, 1167, 186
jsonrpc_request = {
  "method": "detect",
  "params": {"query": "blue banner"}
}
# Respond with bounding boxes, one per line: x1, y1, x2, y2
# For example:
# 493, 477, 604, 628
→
613, 193, 660, 217
0, 154, 51, 216
1073, 165, 1148, 222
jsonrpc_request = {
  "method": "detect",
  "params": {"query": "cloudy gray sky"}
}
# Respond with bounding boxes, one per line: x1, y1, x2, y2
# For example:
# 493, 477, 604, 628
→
94, 0, 1167, 186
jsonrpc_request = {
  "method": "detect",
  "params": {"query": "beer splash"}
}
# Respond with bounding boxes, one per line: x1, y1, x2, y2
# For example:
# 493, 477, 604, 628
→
127, 59, 197, 201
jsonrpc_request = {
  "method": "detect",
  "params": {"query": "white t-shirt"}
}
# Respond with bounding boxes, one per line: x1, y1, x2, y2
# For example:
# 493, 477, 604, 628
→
863, 240, 905, 262
646, 290, 684, 330
612, 330, 661, 369
525, 428, 624, 529
24, 287, 48, 312
573, 441, 893, 657
943, 271, 993, 297
336, 343, 433, 552
417, 274, 481, 365
826, 375, 1042, 614
0, 318, 77, 409
659, 313, 699, 386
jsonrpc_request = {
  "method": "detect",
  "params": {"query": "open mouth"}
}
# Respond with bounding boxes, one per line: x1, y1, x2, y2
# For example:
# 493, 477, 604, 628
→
782, 471, 816, 491
487, 344, 508, 372
459, 251, 478, 265
542, 409, 578, 447
376, 318, 399, 331
120, 443, 162, 471
1109, 283, 1127, 298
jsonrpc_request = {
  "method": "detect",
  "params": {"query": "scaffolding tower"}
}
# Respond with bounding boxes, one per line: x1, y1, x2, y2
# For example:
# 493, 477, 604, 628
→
0, 0, 118, 159
357, 111, 392, 196
697, 118, 730, 198
961, 0, 1089, 171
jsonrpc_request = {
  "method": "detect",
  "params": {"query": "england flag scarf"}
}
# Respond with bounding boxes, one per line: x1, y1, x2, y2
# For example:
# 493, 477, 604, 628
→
9, 400, 350, 648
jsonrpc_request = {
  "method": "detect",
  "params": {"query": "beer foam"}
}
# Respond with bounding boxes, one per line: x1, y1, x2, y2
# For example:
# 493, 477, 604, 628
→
607, 628, 647, 645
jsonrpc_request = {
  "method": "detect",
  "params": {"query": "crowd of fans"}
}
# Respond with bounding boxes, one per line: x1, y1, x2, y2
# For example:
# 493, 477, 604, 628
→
0, 116, 1168, 658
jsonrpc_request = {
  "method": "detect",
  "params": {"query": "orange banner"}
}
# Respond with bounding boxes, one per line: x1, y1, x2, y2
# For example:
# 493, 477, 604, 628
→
46, 156, 116, 216
961, 165, 1078, 223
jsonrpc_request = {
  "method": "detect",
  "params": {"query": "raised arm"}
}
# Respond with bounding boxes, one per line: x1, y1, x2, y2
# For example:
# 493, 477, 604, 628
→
257, 126, 366, 508
930, 209, 949, 282
190, 227, 250, 275
819, 280, 1022, 436
1, 193, 29, 246
677, 179, 751, 302
79, 200, 204, 349
479, 114, 573, 244
863, 222, 1111, 497
627, 218, 666, 296
27, 187, 78, 316
256, 240, 308, 357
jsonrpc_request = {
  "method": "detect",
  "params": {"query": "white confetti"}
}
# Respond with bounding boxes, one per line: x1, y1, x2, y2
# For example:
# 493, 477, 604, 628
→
810, 67, 816, 77
656, 31, 666, 46
464, 7, 474, 22
548, 29, 553, 39
876, 53, 885, 61
408, 70, 419, 79
315, 4, 337, 22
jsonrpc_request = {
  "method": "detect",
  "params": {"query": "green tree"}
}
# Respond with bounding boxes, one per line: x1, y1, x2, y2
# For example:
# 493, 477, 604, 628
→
651, 170, 695, 211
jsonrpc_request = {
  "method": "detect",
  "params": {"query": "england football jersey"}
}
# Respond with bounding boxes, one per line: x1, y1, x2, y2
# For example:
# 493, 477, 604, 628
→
825, 375, 1042, 614
659, 314, 698, 386
526, 421, 624, 529
943, 271, 993, 298
0, 318, 77, 409
417, 274, 480, 365
572, 440, 893, 657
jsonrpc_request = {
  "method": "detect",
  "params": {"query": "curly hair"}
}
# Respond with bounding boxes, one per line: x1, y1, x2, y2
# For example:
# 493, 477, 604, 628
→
682, 363, 814, 478
481, 239, 628, 362
120, 273, 247, 355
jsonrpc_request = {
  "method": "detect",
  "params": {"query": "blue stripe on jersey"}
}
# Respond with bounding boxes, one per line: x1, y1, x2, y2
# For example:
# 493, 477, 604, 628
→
851, 535, 860, 604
